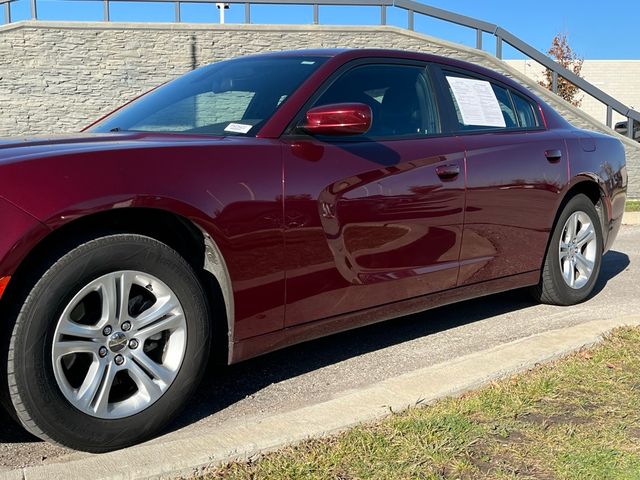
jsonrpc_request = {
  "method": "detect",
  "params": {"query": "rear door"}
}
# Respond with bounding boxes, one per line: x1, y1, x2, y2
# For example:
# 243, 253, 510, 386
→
281, 60, 467, 327
435, 66, 568, 285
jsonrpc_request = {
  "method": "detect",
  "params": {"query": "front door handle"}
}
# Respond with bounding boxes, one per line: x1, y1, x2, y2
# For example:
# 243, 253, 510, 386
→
545, 149, 562, 162
436, 164, 460, 180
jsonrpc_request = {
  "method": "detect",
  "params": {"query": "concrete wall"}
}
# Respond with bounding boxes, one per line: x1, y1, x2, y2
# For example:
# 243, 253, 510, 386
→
0, 21, 638, 197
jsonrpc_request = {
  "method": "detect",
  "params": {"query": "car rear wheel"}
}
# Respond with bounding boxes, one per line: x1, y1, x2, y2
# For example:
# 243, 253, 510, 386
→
532, 194, 603, 305
5, 234, 210, 452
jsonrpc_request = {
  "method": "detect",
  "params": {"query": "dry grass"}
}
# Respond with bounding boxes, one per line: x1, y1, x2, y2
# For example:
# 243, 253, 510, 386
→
202, 328, 640, 479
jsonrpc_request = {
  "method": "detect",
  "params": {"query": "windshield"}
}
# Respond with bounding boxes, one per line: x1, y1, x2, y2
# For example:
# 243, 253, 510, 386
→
91, 56, 327, 136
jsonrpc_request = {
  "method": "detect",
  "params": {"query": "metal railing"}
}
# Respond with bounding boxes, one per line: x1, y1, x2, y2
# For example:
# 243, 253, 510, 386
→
2, 0, 639, 137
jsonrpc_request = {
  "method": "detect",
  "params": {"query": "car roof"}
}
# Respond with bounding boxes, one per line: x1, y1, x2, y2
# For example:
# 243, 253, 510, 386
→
249, 48, 529, 94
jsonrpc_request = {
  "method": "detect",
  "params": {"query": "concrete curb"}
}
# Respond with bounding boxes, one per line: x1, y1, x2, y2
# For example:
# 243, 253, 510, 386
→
623, 211, 640, 225
3, 315, 639, 480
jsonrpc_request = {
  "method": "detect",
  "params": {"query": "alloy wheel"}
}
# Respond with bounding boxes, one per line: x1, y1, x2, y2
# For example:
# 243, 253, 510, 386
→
51, 271, 187, 419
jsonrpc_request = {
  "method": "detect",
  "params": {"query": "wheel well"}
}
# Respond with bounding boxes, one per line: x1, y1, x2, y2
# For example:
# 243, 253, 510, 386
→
555, 180, 607, 250
563, 180, 607, 231
2, 208, 229, 364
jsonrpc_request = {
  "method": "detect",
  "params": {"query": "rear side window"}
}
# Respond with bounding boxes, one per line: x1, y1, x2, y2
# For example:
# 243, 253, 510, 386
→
311, 64, 441, 138
512, 93, 540, 128
443, 70, 541, 132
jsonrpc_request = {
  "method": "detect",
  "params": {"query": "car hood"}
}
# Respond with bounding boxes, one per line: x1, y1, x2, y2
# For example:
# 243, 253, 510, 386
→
0, 132, 237, 164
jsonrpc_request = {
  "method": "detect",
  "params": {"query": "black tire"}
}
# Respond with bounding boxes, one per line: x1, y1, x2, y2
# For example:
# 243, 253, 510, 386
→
532, 194, 603, 305
5, 234, 210, 452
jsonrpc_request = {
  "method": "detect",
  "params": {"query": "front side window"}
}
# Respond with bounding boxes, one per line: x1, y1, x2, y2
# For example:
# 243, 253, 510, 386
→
310, 64, 441, 138
91, 56, 327, 136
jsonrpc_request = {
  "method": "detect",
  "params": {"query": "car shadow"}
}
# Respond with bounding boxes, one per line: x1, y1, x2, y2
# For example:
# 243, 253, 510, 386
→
0, 250, 630, 445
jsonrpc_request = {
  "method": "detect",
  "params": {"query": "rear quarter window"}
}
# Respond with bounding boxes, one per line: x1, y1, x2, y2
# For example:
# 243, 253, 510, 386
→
511, 93, 540, 128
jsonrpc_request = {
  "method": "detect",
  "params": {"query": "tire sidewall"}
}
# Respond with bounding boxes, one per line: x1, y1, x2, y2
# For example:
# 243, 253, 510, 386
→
10, 235, 210, 451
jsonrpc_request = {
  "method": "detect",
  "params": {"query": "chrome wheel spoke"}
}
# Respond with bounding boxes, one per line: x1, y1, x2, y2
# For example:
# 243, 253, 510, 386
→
53, 340, 97, 359
575, 253, 594, 277
134, 296, 180, 331
92, 362, 118, 417
57, 317, 101, 340
130, 350, 174, 388
127, 361, 164, 402
562, 258, 575, 287
75, 359, 109, 410
137, 312, 184, 340
98, 271, 134, 324
576, 226, 595, 248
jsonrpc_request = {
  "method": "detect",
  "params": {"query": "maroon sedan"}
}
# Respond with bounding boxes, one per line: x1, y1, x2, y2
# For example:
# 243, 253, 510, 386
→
0, 49, 626, 451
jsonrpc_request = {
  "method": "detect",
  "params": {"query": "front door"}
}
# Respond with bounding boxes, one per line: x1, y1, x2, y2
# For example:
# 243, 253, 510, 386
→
281, 62, 467, 327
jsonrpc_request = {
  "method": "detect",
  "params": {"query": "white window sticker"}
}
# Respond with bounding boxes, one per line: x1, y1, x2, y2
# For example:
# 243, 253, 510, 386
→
224, 123, 253, 134
446, 76, 506, 128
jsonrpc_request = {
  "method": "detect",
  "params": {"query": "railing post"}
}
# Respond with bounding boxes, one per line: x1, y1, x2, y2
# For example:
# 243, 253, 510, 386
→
495, 35, 502, 59
244, 2, 250, 23
552, 71, 558, 94
175, 1, 181, 22
380, 5, 386, 25
476, 28, 482, 49
313, 3, 318, 24
4, 2, 10, 24
628, 116, 635, 139
103, 0, 110, 21
30, 0, 37, 19
606, 105, 613, 128
407, 9, 414, 31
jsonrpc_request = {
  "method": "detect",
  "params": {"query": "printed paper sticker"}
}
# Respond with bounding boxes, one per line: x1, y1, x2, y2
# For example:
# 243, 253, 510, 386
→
446, 76, 506, 128
224, 123, 253, 134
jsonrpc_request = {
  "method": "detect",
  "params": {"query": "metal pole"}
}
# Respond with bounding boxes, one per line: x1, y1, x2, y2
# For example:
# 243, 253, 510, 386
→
628, 116, 635, 139
244, 2, 250, 23
476, 28, 482, 49
407, 9, 414, 31
380, 5, 385, 25
30, 0, 37, 19
4, 2, 10, 24
175, 1, 180, 22
552, 71, 558, 94
103, 0, 109, 21
606, 105, 613, 128
495, 35, 502, 59
313, 3, 318, 24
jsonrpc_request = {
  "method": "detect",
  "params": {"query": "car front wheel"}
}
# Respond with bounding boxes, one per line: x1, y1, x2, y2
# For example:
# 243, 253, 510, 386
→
532, 194, 603, 305
5, 234, 210, 452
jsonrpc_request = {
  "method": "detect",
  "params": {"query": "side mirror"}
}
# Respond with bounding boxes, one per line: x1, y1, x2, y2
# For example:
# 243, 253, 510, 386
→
301, 103, 372, 136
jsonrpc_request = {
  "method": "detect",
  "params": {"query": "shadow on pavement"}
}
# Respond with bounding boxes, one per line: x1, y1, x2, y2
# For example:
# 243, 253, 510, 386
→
0, 250, 630, 444
167, 249, 630, 434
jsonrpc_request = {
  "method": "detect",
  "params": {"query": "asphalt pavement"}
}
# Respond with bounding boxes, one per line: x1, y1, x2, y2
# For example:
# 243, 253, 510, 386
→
1, 225, 638, 471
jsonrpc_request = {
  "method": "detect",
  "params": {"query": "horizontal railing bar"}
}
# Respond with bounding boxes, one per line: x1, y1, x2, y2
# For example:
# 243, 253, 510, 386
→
65, 0, 394, 4
394, 0, 496, 33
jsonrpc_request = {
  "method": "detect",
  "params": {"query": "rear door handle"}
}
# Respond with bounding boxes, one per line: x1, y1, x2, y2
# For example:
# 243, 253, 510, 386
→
545, 149, 562, 162
435, 164, 460, 180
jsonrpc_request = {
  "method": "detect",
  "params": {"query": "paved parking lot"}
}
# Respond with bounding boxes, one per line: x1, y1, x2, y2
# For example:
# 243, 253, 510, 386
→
1, 225, 638, 472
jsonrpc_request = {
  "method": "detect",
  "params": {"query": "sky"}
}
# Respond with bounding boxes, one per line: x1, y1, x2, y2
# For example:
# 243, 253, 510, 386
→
3, 0, 637, 59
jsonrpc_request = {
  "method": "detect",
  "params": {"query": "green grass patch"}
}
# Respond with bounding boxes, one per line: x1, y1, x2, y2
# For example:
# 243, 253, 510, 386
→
626, 200, 640, 212
204, 328, 640, 479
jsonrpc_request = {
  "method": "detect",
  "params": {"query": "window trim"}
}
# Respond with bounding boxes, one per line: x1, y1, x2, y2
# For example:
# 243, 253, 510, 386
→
282, 58, 447, 143
432, 64, 546, 136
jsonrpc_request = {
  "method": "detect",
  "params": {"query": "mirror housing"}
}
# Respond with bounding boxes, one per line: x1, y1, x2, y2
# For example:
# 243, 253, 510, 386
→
301, 103, 372, 136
